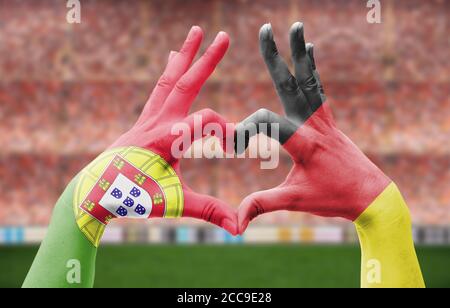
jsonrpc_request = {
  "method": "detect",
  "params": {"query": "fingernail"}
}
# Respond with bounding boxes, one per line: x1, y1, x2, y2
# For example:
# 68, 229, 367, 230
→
215, 31, 227, 41
168, 51, 177, 62
212, 31, 229, 47
260, 23, 273, 40
188, 25, 201, 38
191, 25, 201, 32
296, 22, 304, 38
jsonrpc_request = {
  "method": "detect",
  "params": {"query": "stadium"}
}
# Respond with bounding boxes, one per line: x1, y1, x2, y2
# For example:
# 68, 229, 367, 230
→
0, 0, 449, 288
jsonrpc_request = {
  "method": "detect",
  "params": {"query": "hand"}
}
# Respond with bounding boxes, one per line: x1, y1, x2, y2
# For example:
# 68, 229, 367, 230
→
75, 27, 237, 247
23, 26, 238, 288
235, 22, 390, 233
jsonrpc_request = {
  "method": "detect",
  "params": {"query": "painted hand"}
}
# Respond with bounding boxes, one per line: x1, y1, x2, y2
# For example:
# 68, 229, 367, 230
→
235, 23, 390, 233
75, 27, 237, 247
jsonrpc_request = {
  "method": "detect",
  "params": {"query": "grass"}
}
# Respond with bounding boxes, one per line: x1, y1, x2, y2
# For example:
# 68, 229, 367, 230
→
0, 244, 449, 288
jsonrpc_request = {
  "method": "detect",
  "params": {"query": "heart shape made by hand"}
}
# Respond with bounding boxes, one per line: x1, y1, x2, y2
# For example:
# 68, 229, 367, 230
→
75, 23, 390, 246
233, 22, 390, 234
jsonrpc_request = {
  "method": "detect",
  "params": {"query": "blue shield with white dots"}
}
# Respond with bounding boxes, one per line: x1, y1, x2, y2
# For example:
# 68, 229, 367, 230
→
99, 174, 153, 219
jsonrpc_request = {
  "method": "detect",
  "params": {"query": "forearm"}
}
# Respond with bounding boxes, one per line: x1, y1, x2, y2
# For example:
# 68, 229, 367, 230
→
354, 183, 425, 288
22, 177, 97, 288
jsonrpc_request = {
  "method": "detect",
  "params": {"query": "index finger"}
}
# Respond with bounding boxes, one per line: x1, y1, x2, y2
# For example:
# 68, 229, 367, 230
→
136, 26, 204, 125
183, 190, 238, 236
161, 32, 230, 118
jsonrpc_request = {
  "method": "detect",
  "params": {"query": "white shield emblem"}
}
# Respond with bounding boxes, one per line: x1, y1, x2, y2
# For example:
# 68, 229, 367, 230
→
99, 174, 153, 218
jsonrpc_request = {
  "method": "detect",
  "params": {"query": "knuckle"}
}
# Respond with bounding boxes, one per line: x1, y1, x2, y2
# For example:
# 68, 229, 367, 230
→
202, 200, 218, 223
201, 108, 214, 115
156, 75, 174, 89
199, 108, 216, 119
301, 74, 318, 91
256, 108, 271, 122
174, 79, 192, 94
250, 194, 265, 217
264, 49, 278, 60
276, 75, 299, 93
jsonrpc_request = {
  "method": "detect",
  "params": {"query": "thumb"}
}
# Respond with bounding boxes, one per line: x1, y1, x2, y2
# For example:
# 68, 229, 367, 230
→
238, 186, 295, 234
168, 50, 178, 63
234, 109, 297, 155
183, 108, 234, 154
183, 190, 238, 236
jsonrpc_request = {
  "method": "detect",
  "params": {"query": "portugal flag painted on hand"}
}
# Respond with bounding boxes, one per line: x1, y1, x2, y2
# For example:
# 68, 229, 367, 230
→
73, 27, 237, 247
74, 147, 183, 246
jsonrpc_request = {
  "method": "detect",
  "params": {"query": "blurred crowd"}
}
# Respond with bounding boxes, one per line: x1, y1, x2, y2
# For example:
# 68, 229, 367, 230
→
0, 0, 448, 82
2, 82, 448, 155
0, 0, 448, 226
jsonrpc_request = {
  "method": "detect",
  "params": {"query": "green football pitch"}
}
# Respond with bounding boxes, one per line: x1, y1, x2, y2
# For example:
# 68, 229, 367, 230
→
0, 245, 449, 288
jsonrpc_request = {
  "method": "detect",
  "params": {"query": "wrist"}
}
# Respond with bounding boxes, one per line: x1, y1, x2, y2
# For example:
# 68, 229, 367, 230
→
56, 174, 108, 248
354, 182, 425, 288
23, 178, 98, 288
354, 182, 411, 232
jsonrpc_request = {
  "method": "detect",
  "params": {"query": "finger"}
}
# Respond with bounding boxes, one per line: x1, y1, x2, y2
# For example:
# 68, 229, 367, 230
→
183, 108, 234, 154
237, 186, 296, 234
168, 50, 178, 62
290, 22, 323, 111
305, 43, 326, 102
136, 26, 203, 125
183, 190, 238, 235
234, 108, 297, 154
162, 31, 230, 118
259, 24, 312, 121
